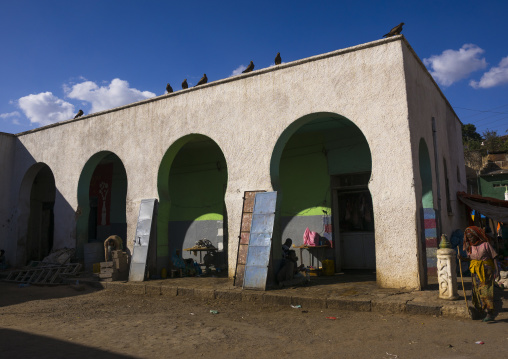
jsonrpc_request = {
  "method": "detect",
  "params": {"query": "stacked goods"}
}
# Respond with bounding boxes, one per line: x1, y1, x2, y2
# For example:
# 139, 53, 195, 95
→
99, 250, 128, 281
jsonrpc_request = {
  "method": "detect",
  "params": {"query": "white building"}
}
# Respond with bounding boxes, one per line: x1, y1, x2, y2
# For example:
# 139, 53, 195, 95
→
0, 36, 467, 289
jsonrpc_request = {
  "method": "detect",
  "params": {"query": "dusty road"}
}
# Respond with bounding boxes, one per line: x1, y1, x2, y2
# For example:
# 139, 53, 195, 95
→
0, 282, 507, 359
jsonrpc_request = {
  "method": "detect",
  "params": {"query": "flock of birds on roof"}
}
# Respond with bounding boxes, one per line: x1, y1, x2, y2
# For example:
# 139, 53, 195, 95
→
164, 52, 281, 96
73, 23, 403, 120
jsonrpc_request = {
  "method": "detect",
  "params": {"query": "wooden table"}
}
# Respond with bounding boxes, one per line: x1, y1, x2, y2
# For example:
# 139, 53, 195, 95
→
293, 245, 330, 269
183, 247, 217, 267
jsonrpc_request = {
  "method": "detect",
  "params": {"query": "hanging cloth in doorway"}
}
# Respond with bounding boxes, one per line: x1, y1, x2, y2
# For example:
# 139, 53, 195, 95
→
322, 216, 333, 248
89, 163, 113, 226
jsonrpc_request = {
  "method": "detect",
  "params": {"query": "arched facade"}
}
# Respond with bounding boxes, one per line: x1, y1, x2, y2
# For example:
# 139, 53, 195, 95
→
0, 36, 468, 290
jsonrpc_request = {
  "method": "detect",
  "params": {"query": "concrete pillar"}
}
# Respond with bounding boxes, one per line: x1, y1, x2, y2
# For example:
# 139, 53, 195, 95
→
437, 247, 459, 300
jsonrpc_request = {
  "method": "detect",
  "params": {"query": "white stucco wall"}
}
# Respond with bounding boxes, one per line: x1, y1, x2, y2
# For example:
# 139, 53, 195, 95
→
3, 36, 466, 289
402, 42, 467, 242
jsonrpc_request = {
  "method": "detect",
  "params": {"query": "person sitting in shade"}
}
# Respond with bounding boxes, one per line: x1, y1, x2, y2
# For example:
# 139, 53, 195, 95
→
279, 238, 293, 272
277, 250, 306, 288
282, 238, 292, 260
170, 250, 185, 277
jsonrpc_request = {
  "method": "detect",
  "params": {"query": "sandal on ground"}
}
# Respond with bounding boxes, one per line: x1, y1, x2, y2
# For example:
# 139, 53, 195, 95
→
482, 315, 496, 322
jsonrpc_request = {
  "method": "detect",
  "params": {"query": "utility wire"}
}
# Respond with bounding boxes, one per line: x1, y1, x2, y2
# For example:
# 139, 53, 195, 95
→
455, 104, 508, 119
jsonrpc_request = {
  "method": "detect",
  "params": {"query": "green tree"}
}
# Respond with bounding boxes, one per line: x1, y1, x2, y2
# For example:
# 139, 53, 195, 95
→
462, 123, 482, 151
462, 124, 508, 173
482, 129, 508, 153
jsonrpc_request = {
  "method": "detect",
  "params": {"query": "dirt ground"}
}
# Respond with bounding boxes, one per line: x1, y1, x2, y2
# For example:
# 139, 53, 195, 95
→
0, 282, 507, 359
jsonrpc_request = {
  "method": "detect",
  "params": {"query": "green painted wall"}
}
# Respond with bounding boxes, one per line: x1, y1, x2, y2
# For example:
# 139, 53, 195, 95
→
168, 164, 226, 221
327, 136, 371, 175
157, 136, 227, 258
479, 174, 508, 200
279, 125, 371, 217
280, 150, 330, 216
419, 139, 434, 208
110, 159, 127, 223
168, 142, 227, 222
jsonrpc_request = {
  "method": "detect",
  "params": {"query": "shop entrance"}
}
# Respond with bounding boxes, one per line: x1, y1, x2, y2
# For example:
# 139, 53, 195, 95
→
76, 151, 127, 260
157, 134, 228, 275
331, 173, 375, 270
270, 112, 374, 275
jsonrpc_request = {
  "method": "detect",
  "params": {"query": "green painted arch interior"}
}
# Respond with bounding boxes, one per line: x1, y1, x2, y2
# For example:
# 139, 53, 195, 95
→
157, 134, 228, 257
271, 112, 372, 217
76, 151, 127, 258
418, 138, 434, 209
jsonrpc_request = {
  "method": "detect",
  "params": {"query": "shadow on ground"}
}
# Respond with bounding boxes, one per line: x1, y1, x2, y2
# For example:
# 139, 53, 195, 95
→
0, 329, 134, 359
0, 282, 100, 308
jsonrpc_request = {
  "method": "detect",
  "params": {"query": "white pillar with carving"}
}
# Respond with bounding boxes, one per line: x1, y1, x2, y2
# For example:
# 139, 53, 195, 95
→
437, 247, 459, 300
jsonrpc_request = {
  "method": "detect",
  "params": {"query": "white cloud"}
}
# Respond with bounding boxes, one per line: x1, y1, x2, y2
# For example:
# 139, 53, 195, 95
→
18, 92, 75, 126
0, 111, 22, 125
231, 65, 247, 77
66, 78, 156, 113
470, 56, 508, 89
0, 111, 21, 119
423, 44, 487, 86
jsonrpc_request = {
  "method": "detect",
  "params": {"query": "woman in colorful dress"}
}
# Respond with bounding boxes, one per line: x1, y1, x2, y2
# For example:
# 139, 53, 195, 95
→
458, 226, 500, 322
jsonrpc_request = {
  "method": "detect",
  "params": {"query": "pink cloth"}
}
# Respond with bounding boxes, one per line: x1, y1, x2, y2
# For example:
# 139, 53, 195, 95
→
303, 227, 319, 246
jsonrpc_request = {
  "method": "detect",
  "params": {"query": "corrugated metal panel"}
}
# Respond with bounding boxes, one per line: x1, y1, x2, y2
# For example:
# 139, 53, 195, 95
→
129, 199, 158, 282
234, 190, 265, 287
243, 191, 277, 290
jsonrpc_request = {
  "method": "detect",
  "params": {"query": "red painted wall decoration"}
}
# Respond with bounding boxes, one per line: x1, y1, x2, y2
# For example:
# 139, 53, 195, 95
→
89, 163, 113, 226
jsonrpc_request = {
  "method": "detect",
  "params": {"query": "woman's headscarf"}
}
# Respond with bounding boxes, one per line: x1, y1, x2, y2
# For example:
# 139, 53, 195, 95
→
463, 226, 489, 254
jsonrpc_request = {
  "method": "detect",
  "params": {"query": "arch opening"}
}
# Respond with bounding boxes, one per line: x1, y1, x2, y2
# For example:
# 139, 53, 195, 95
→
271, 113, 374, 274
76, 152, 127, 261
157, 134, 228, 276
16, 163, 56, 266
418, 138, 436, 284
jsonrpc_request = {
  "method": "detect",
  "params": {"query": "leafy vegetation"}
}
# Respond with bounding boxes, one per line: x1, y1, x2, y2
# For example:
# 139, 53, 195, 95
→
462, 124, 508, 170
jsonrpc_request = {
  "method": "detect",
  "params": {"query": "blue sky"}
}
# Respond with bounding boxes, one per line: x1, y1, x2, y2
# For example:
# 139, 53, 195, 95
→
1, 0, 507, 136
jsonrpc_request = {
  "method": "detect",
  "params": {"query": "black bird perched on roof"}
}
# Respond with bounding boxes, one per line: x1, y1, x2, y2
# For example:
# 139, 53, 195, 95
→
275, 52, 281, 65
74, 109, 84, 119
383, 23, 404, 38
166, 83, 173, 93
182, 79, 188, 89
242, 61, 254, 73
195, 74, 207, 87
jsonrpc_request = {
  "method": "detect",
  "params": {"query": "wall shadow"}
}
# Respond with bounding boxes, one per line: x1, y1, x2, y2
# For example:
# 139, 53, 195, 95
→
9, 139, 76, 269
0, 282, 101, 308
0, 328, 135, 359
